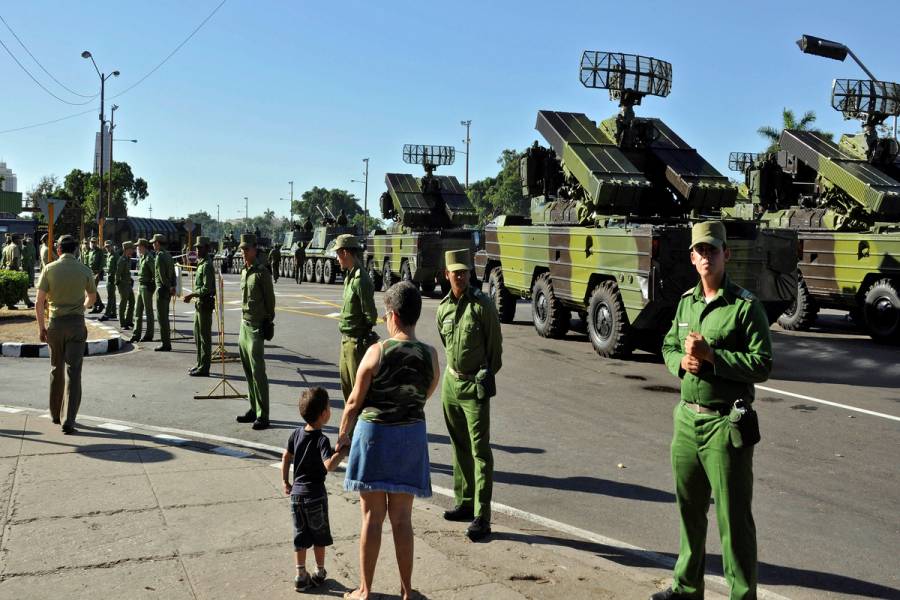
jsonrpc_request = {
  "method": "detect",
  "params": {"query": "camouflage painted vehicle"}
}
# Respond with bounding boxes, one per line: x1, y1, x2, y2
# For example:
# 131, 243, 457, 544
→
474, 51, 799, 358
301, 223, 360, 284
725, 77, 900, 342
274, 225, 313, 280
366, 145, 479, 296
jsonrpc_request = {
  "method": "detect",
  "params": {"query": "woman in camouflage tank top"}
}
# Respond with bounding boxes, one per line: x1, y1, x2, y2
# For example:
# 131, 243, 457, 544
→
338, 281, 440, 600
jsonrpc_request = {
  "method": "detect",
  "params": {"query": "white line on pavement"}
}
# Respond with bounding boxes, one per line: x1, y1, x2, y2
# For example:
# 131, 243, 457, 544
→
0, 407, 23, 413
757, 385, 900, 423
98, 422, 132, 431
154, 434, 189, 444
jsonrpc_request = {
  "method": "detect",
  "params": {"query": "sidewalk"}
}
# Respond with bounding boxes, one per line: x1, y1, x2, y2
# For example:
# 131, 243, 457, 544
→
0, 410, 717, 600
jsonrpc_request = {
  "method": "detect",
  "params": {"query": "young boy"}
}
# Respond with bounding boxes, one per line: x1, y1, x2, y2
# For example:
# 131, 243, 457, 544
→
282, 387, 346, 591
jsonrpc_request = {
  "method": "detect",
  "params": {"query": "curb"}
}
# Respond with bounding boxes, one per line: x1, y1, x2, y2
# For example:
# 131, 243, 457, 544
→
1, 334, 125, 358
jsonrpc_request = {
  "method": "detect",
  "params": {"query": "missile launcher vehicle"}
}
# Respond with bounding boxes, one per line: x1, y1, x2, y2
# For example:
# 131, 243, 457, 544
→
366, 144, 479, 295
474, 51, 799, 358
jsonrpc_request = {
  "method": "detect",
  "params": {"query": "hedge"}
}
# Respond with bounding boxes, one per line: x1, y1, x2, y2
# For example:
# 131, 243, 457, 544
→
0, 270, 28, 308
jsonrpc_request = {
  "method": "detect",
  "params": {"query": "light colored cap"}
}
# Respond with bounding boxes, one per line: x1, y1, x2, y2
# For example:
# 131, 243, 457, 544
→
690, 221, 727, 250
239, 233, 257, 248
151, 233, 166, 244
333, 234, 360, 250
445, 249, 471, 272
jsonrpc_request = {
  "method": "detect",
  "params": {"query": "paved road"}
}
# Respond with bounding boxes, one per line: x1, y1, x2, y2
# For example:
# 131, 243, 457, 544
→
3, 274, 898, 600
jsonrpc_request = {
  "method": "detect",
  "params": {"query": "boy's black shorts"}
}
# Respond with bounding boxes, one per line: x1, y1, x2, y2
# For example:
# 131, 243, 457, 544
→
290, 494, 333, 550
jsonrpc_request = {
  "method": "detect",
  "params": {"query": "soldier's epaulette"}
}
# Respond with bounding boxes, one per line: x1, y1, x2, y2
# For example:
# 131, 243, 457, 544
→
681, 287, 694, 298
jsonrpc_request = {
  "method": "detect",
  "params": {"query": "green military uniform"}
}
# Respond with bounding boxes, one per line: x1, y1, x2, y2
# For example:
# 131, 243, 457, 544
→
88, 240, 105, 313
268, 246, 280, 282
191, 237, 215, 374
81, 241, 89, 265
238, 234, 276, 423
436, 250, 503, 522
21, 238, 36, 288
116, 242, 135, 328
659, 222, 772, 600
153, 235, 176, 348
103, 242, 118, 318
335, 234, 378, 401
2, 238, 33, 308
37, 237, 97, 431
40, 241, 50, 271
132, 240, 156, 341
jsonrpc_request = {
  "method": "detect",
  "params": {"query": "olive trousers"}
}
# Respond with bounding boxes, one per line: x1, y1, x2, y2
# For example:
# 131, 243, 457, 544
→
133, 284, 155, 340
117, 283, 134, 327
156, 286, 172, 346
339, 335, 371, 402
238, 320, 268, 420
193, 305, 213, 373
442, 374, 493, 519
670, 402, 757, 600
104, 279, 117, 317
46, 315, 87, 429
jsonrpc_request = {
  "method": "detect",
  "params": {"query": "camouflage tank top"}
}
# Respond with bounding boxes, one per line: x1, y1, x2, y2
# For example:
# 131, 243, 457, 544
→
360, 339, 434, 425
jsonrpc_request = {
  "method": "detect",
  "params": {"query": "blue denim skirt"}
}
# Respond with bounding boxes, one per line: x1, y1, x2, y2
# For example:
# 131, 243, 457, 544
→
344, 419, 432, 498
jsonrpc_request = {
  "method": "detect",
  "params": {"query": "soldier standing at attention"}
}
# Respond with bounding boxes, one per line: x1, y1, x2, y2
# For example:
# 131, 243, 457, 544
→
152, 233, 175, 352
129, 238, 155, 343
654, 222, 772, 600
21, 235, 36, 289
39, 233, 51, 269
116, 241, 136, 329
99, 240, 118, 322
88, 237, 105, 314
235, 233, 275, 430
183, 236, 215, 376
334, 234, 378, 403
268, 244, 281, 283
2, 235, 35, 309
80, 239, 89, 265
436, 249, 502, 542
34, 235, 97, 434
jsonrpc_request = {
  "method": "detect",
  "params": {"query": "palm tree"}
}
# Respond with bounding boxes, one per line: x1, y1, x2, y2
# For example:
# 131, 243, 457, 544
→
758, 108, 833, 152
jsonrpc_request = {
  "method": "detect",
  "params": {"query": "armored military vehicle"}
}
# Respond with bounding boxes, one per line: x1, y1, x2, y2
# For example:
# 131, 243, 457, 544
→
726, 76, 900, 342
301, 217, 360, 284
475, 51, 798, 358
274, 225, 314, 280
366, 145, 479, 295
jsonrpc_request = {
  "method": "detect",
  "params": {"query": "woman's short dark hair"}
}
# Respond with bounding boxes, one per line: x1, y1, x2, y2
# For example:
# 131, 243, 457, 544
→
384, 281, 421, 327
59, 240, 78, 254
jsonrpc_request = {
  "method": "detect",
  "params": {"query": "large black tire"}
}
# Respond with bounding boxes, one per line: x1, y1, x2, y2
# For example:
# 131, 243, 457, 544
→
367, 257, 383, 291
862, 278, 900, 344
382, 259, 396, 292
304, 258, 314, 283
400, 261, 419, 290
488, 266, 516, 323
531, 273, 570, 338
777, 275, 818, 331
314, 259, 324, 283
323, 259, 336, 284
586, 280, 631, 358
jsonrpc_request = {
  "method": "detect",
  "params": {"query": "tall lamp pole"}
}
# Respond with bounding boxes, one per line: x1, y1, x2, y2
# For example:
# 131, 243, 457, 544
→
244, 196, 249, 230
460, 120, 471, 189
82, 50, 119, 244
107, 104, 117, 240
351, 157, 370, 233
288, 180, 294, 223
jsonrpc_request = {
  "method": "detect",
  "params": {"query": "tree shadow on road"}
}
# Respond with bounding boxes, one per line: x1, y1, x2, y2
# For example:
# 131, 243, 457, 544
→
426, 432, 544, 455
770, 331, 900, 388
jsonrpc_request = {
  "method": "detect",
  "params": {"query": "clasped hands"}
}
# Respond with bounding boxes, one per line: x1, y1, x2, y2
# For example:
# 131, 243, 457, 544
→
681, 331, 713, 375
335, 432, 351, 453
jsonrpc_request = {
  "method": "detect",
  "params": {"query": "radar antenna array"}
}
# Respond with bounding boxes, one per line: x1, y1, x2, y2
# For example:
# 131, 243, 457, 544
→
403, 145, 456, 168
728, 152, 761, 173
580, 51, 672, 105
831, 78, 900, 123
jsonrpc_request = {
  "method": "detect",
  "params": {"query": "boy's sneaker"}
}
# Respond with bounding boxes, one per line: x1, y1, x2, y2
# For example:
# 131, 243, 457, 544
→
311, 568, 327, 586
294, 572, 312, 592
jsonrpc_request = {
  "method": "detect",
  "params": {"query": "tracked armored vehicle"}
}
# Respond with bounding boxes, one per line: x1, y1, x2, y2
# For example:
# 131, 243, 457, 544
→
366, 145, 479, 295
475, 51, 798, 358
727, 74, 900, 342
301, 222, 360, 284
275, 225, 314, 281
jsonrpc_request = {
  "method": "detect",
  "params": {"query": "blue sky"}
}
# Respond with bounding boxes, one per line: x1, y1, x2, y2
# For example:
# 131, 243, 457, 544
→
1, 0, 898, 221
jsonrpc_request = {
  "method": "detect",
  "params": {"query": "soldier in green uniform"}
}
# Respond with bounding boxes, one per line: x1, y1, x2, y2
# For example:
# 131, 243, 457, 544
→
654, 222, 772, 600
88, 237, 105, 314
235, 233, 275, 430
294, 239, 306, 284
99, 240, 118, 321
183, 236, 215, 376
35, 234, 97, 434
129, 238, 156, 343
2, 235, 35, 309
116, 241, 135, 329
436, 249, 502, 542
80, 239, 89, 265
152, 233, 176, 351
39, 233, 51, 270
21, 235, 36, 289
334, 234, 378, 403
268, 244, 280, 283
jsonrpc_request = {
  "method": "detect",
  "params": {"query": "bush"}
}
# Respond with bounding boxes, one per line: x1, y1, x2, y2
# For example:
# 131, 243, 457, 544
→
0, 270, 28, 307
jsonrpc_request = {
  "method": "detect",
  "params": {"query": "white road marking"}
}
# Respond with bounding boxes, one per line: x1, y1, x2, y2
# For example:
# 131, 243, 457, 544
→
325, 312, 341, 318
0, 407, 23, 413
226, 307, 243, 311
39, 413, 51, 419
758, 384, 900, 423
154, 434, 189, 444
98, 422, 132, 431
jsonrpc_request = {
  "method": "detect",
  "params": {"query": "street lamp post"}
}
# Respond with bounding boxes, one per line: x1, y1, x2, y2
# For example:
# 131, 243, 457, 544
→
460, 120, 471, 189
288, 180, 294, 223
82, 50, 119, 244
244, 196, 249, 230
350, 157, 369, 234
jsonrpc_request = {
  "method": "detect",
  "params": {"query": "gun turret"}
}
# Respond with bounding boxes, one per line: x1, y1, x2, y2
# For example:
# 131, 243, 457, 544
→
523, 51, 736, 225
381, 144, 478, 229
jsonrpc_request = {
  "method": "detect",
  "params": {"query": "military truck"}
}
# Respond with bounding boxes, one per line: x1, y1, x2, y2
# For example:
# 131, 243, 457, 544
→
475, 51, 799, 358
726, 76, 900, 342
274, 225, 314, 281
366, 144, 479, 295
301, 222, 360, 284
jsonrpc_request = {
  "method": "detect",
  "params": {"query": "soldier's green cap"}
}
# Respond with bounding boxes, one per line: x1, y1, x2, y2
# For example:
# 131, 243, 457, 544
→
90, 236, 98, 243
445, 249, 471, 272
690, 221, 727, 250
136, 238, 151, 248
104, 239, 113, 247
333, 234, 360, 250
194, 236, 211, 248
122, 241, 135, 250
239, 233, 257, 248
151, 233, 166, 244
57, 234, 75, 245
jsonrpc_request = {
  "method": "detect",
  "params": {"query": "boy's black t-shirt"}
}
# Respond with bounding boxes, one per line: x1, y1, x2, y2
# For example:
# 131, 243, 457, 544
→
286, 427, 334, 496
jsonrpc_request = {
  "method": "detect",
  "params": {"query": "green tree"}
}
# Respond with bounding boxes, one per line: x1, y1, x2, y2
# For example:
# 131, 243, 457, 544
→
25, 175, 60, 207
292, 187, 364, 224
466, 148, 527, 224
82, 161, 149, 222
758, 108, 833, 152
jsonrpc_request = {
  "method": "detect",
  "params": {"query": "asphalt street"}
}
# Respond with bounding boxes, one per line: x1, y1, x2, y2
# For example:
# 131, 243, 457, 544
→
2, 273, 898, 600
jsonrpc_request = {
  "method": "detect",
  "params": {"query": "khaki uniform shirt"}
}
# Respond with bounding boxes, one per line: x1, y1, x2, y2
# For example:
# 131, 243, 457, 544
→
338, 266, 377, 338
138, 253, 155, 286
116, 254, 133, 287
240, 258, 275, 325
436, 286, 503, 377
155, 250, 175, 289
2, 242, 22, 270
37, 253, 96, 320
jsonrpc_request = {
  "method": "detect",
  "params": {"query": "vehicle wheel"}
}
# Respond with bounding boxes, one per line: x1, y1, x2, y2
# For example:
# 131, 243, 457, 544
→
863, 278, 900, 343
531, 273, 570, 338
777, 274, 818, 331
367, 257, 383, 290
488, 266, 516, 323
323, 259, 336, 284
304, 258, 315, 283
382, 259, 395, 292
315, 259, 325, 283
587, 280, 632, 358
400, 261, 418, 289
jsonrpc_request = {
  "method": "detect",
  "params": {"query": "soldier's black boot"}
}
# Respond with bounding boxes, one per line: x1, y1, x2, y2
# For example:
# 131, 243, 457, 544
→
465, 516, 491, 542
235, 410, 255, 423
443, 505, 474, 522
154, 344, 172, 352
650, 587, 690, 600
